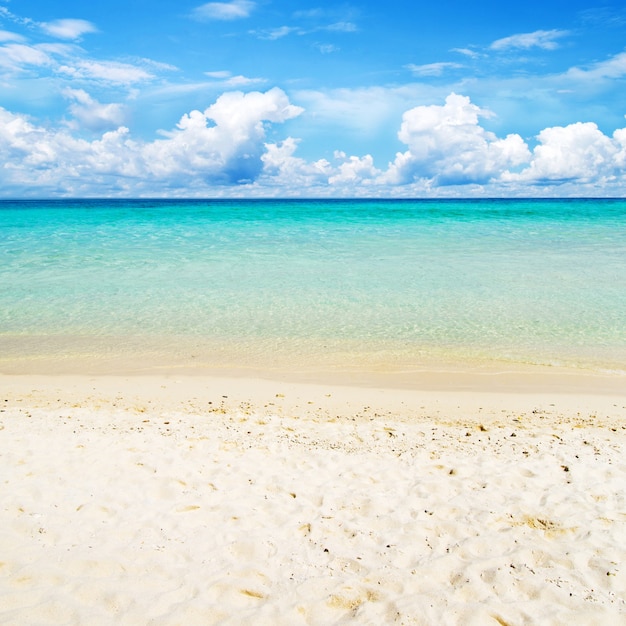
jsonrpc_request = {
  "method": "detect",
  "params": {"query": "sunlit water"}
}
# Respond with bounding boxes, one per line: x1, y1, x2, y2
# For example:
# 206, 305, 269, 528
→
1, 198, 625, 374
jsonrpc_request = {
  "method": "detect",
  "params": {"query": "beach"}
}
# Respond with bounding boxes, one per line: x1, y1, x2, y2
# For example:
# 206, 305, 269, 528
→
1, 198, 625, 623
1, 371, 625, 625
2, 0, 626, 615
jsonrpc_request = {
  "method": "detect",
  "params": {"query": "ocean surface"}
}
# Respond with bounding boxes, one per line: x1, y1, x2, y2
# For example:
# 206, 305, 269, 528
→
1, 198, 625, 376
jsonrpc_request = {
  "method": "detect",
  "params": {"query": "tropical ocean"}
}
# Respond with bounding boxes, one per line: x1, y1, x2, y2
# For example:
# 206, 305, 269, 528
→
1, 198, 625, 378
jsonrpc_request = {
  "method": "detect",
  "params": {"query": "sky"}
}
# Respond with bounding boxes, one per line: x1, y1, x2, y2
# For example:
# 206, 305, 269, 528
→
1, 0, 626, 197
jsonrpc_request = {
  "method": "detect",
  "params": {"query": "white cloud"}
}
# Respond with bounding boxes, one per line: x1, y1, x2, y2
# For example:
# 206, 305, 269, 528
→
63, 88, 127, 132
507, 122, 624, 183
565, 51, 626, 82
451, 47, 480, 59
329, 154, 380, 184
0, 108, 67, 170
0, 88, 303, 192
144, 88, 303, 184
36, 43, 79, 57
490, 29, 568, 51
260, 137, 332, 187
0, 6, 36, 30
203, 87, 301, 131
406, 62, 463, 77
57, 60, 154, 85
3, 88, 626, 196
0, 30, 25, 43
0, 43, 53, 71
258, 141, 381, 192
223, 75, 265, 87
252, 25, 300, 40
385, 93, 531, 185
205, 70, 232, 79
261, 137, 303, 174
613, 128, 626, 169
40, 19, 97, 40
252, 19, 357, 41
139, 58, 179, 72
0, 7, 96, 41
192, 0, 255, 21
0, 39, 168, 93
204, 69, 265, 86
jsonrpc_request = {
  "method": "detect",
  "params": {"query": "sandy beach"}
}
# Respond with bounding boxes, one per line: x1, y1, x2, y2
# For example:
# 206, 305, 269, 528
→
1, 371, 625, 625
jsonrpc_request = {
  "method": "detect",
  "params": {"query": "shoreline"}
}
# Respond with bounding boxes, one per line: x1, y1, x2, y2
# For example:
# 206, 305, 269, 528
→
2, 354, 626, 395
2, 331, 625, 394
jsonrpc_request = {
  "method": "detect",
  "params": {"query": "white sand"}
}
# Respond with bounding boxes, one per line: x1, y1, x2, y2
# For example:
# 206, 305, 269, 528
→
1, 374, 626, 625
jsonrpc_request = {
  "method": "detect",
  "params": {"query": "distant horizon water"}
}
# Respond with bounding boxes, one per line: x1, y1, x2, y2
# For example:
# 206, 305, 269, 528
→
1, 198, 625, 378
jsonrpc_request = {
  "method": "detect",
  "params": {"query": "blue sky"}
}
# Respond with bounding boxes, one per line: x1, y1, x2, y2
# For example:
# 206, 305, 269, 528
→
1, 0, 626, 196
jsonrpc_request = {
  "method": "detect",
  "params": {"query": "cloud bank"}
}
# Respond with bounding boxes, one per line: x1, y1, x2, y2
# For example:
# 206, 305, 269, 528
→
2, 88, 626, 197
0, 88, 302, 194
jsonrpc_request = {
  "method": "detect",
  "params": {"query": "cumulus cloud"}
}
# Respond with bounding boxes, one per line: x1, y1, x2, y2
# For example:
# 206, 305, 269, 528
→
3, 88, 626, 196
0, 108, 71, 172
192, 0, 255, 21
329, 154, 380, 185
63, 89, 127, 132
40, 19, 97, 40
143, 88, 302, 184
0, 88, 303, 192
260, 137, 332, 187
506, 122, 626, 184
490, 29, 568, 51
386, 93, 531, 185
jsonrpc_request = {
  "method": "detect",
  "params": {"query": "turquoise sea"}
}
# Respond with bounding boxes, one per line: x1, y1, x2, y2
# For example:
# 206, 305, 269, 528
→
1, 198, 625, 376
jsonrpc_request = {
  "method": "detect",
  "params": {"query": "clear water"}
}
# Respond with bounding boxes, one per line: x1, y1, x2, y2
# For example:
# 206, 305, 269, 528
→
1, 198, 625, 374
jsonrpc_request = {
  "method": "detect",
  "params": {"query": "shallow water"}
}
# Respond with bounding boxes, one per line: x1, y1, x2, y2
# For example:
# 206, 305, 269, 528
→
1, 198, 625, 374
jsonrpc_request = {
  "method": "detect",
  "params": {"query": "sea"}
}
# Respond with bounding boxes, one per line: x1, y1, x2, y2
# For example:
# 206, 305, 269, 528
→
1, 198, 625, 377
